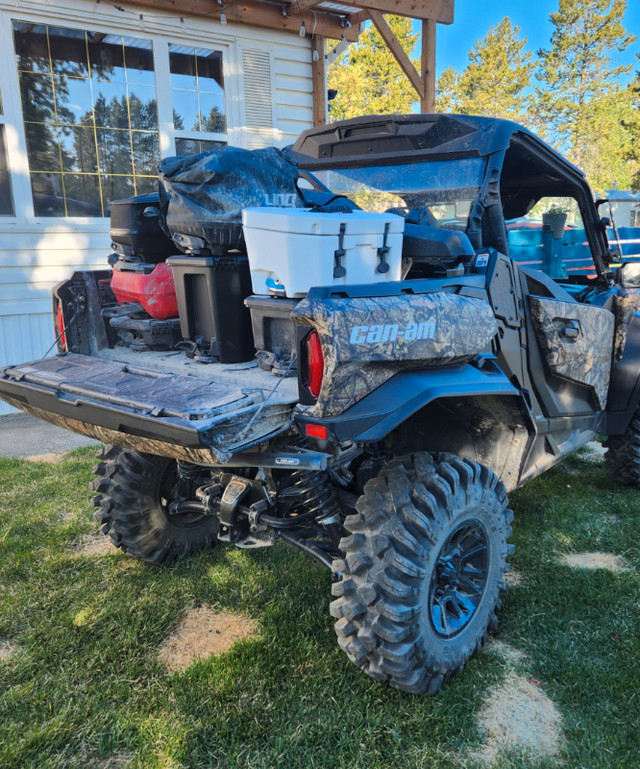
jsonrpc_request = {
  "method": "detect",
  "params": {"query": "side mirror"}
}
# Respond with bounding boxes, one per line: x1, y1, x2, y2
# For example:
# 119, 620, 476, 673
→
619, 262, 640, 288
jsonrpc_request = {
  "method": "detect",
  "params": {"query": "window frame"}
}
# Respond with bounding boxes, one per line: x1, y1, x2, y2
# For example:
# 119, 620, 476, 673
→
0, 12, 238, 224
0, 109, 16, 218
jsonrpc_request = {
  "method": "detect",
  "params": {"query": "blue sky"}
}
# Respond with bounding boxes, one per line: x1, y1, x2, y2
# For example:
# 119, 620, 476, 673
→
432, 0, 640, 82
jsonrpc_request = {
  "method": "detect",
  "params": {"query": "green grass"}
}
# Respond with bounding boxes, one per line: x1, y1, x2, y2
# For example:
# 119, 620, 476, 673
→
1, 447, 639, 768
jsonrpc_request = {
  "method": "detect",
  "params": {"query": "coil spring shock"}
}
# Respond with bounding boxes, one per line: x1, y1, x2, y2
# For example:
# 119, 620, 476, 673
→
284, 469, 344, 547
176, 461, 202, 499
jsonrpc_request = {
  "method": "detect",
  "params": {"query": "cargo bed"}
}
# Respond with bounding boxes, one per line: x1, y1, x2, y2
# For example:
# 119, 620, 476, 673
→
0, 351, 299, 463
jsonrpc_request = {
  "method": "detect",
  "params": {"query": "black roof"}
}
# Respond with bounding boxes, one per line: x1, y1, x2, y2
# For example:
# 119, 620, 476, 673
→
288, 113, 584, 179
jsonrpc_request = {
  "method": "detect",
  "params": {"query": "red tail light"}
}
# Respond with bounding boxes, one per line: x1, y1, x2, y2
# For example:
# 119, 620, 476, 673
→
56, 301, 68, 352
304, 329, 324, 399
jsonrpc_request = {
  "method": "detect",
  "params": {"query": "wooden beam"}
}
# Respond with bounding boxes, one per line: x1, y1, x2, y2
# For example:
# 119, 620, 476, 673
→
311, 34, 327, 126
420, 17, 436, 112
332, 0, 453, 23
368, 9, 424, 98
126, 0, 361, 41
288, 0, 325, 14
348, 10, 369, 24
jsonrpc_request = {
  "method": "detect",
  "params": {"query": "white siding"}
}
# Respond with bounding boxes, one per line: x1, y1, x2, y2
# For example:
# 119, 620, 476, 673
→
0, 0, 315, 414
273, 50, 314, 145
0, 224, 111, 414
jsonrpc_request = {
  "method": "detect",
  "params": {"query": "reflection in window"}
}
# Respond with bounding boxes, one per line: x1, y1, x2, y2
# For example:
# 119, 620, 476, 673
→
169, 44, 225, 144
13, 21, 159, 217
175, 138, 226, 156
0, 124, 15, 216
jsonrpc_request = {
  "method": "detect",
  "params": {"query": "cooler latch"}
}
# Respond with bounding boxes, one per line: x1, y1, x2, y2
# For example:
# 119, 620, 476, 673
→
376, 222, 390, 274
333, 223, 347, 278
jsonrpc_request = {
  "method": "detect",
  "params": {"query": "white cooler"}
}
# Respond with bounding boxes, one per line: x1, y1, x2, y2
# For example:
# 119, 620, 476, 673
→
242, 207, 405, 298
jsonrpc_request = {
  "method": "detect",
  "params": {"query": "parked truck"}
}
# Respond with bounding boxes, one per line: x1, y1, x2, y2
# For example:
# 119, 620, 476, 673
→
2, 113, 640, 695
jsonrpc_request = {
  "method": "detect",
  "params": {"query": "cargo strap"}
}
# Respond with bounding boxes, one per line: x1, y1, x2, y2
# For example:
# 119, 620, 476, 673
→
376, 222, 390, 274
333, 223, 347, 278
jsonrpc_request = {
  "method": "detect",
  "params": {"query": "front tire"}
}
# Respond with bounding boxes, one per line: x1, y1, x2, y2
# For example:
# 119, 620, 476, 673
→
330, 452, 513, 695
605, 406, 640, 488
91, 445, 218, 565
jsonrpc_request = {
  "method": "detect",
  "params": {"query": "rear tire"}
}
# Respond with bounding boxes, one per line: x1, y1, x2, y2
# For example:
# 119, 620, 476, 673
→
91, 445, 218, 565
605, 407, 640, 489
330, 452, 513, 695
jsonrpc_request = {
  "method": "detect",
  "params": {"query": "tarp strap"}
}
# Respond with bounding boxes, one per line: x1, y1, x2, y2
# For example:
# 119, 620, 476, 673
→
333, 223, 347, 278
377, 222, 391, 274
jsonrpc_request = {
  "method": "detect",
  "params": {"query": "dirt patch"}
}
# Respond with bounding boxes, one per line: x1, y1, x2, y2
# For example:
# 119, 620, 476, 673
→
486, 640, 526, 666
158, 607, 259, 672
559, 551, 629, 572
472, 672, 564, 764
71, 532, 114, 557
91, 753, 133, 769
0, 640, 19, 661
579, 441, 606, 463
24, 452, 65, 464
503, 568, 524, 587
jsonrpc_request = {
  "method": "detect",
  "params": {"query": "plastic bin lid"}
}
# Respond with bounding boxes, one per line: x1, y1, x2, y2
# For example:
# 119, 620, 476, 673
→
242, 207, 405, 236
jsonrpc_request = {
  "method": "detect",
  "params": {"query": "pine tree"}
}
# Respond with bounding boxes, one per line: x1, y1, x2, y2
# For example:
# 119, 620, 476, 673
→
435, 66, 462, 114
626, 58, 640, 190
327, 16, 419, 121
536, 0, 636, 169
435, 18, 533, 121
460, 18, 533, 120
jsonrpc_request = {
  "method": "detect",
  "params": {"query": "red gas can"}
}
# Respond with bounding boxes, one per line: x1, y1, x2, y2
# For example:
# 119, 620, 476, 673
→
110, 262, 179, 320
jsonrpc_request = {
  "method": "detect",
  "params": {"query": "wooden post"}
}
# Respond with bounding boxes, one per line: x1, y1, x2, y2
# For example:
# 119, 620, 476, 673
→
420, 18, 436, 113
312, 34, 327, 127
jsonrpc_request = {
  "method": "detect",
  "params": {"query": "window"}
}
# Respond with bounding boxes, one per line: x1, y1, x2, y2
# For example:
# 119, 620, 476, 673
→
169, 44, 226, 153
0, 88, 15, 216
507, 196, 595, 280
13, 21, 159, 217
309, 157, 486, 220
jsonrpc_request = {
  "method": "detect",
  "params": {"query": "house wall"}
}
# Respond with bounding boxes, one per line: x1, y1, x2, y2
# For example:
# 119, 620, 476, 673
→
0, 0, 315, 414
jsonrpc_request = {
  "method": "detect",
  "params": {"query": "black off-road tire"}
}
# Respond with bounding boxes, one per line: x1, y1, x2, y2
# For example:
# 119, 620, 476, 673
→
91, 445, 218, 565
605, 407, 640, 488
330, 452, 514, 695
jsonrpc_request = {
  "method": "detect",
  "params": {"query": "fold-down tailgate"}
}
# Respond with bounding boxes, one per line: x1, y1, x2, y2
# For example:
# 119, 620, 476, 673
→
0, 353, 295, 463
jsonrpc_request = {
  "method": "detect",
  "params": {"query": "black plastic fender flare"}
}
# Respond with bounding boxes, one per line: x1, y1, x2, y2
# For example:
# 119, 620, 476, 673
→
295, 360, 522, 443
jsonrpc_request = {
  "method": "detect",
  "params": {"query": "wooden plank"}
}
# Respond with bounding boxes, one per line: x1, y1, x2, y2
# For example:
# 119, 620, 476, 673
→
128, 0, 361, 41
420, 18, 436, 112
348, 10, 369, 24
311, 34, 327, 126
368, 10, 424, 98
336, 0, 453, 23
288, 0, 326, 13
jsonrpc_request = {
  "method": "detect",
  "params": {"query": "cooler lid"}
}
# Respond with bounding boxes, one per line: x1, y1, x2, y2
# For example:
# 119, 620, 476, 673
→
242, 207, 405, 236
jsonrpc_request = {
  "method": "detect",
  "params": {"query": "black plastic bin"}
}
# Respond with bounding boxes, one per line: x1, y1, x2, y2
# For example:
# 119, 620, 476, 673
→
168, 255, 255, 363
244, 295, 299, 373
110, 193, 178, 263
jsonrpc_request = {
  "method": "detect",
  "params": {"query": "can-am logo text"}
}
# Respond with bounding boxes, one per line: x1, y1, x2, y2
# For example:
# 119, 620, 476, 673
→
349, 323, 436, 344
